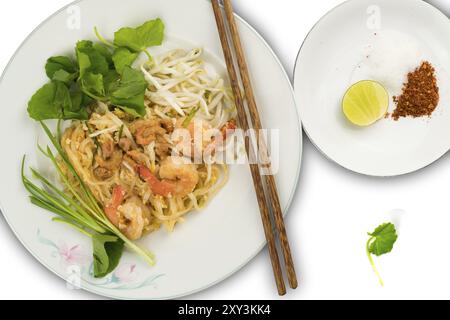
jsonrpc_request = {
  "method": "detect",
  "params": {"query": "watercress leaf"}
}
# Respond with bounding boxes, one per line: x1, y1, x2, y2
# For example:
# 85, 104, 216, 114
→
54, 81, 72, 110
77, 51, 91, 78
111, 94, 146, 117
45, 56, 78, 80
110, 66, 147, 117
76, 40, 110, 77
68, 83, 84, 112
93, 43, 114, 67
112, 47, 139, 74
63, 108, 89, 120
63, 84, 89, 120
113, 18, 164, 53
92, 233, 124, 278
368, 222, 398, 256
55, 81, 90, 120
52, 69, 78, 85
103, 69, 121, 95
27, 81, 89, 121
112, 66, 147, 99
27, 82, 62, 120
72, 82, 93, 110
80, 72, 105, 99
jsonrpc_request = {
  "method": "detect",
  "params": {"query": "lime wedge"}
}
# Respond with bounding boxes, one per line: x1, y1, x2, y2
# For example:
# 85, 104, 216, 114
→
342, 80, 389, 127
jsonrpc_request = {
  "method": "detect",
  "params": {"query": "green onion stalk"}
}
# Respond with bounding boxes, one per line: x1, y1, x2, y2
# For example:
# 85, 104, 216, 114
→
22, 121, 155, 269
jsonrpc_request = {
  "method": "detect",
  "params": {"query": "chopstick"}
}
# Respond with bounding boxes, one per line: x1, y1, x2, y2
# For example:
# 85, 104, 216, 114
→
221, 0, 298, 290
211, 0, 297, 294
211, 0, 286, 296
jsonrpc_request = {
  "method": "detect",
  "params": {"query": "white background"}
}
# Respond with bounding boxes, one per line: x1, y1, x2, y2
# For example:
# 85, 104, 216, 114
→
1, 0, 450, 300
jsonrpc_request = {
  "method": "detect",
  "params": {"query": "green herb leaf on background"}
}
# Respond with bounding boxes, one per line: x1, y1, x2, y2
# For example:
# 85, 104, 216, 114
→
114, 18, 164, 55
27, 81, 89, 121
112, 66, 147, 98
29, 19, 163, 121
93, 43, 114, 67
28, 82, 62, 120
80, 72, 106, 100
366, 222, 398, 287
92, 233, 124, 278
110, 66, 147, 116
76, 40, 110, 77
52, 69, 78, 85
45, 56, 78, 80
112, 47, 139, 74
368, 223, 398, 256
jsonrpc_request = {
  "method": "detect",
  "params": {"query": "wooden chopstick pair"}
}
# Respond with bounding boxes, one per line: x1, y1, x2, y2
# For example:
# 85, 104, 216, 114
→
211, 0, 298, 295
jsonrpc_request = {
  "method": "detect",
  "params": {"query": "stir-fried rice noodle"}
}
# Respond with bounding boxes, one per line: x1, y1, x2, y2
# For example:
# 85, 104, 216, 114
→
59, 48, 236, 240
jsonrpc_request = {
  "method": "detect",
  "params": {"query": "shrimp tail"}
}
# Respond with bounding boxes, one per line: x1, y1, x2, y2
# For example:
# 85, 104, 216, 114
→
104, 185, 126, 226
137, 165, 175, 197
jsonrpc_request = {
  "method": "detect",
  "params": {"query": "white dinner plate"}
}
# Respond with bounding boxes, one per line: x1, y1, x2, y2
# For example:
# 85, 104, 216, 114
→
0, 0, 302, 299
294, 0, 450, 176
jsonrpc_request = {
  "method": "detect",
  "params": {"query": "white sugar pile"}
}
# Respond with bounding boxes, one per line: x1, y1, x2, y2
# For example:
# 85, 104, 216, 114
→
352, 30, 424, 96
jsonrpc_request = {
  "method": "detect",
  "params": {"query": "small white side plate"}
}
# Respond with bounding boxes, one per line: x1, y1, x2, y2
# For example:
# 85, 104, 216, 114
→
294, 0, 450, 176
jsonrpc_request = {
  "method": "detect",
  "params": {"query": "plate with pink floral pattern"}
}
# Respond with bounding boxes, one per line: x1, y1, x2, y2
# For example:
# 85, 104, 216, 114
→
0, 0, 301, 299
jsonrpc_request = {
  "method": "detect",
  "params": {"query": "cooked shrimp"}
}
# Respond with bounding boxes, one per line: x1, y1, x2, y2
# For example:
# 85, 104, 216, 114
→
205, 120, 237, 155
133, 119, 166, 146
137, 156, 199, 197
158, 156, 199, 197
137, 165, 175, 197
173, 119, 236, 157
220, 120, 237, 139
173, 119, 214, 156
104, 186, 150, 240
117, 196, 151, 240
104, 185, 126, 227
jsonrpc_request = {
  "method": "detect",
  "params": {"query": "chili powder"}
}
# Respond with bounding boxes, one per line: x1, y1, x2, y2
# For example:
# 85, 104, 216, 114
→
392, 61, 439, 121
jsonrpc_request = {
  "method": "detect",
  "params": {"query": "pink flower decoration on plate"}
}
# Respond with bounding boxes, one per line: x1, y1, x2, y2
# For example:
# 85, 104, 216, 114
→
113, 263, 139, 283
58, 242, 89, 266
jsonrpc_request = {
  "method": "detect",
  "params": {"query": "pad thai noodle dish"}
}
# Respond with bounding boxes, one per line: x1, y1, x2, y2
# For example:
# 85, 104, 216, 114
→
22, 18, 237, 277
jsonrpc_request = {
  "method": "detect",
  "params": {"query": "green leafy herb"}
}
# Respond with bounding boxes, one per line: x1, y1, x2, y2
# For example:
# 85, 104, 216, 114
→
27, 81, 89, 121
93, 43, 114, 67
366, 222, 398, 286
80, 72, 106, 100
112, 47, 139, 74
92, 234, 124, 278
45, 56, 78, 81
110, 66, 147, 116
114, 18, 164, 59
21, 122, 156, 278
28, 83, 62, 120
76, 40, 110, 77
111, 66, 147, 98
29, 18, 164, 121
52, 69, 78, 85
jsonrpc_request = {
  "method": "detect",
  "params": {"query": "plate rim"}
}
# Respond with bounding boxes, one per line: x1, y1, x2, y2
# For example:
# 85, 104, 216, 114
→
293, 0, 450, 178
0, 0, 303, 299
